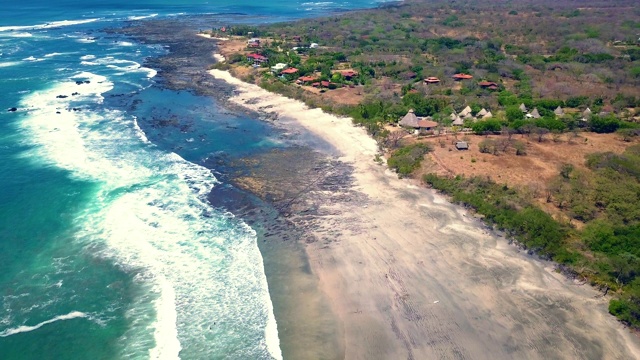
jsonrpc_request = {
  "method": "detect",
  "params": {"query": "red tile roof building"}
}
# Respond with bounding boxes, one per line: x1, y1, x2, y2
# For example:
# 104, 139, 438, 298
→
247, 53, 268, 63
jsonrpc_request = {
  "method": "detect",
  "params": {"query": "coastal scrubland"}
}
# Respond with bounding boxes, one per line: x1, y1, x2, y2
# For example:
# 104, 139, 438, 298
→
204, 0, 640, 332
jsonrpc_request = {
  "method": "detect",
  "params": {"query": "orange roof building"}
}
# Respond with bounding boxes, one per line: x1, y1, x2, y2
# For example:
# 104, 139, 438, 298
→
298, 76, 317, 83
424, 77, 441, 84
452, 73, 473, 80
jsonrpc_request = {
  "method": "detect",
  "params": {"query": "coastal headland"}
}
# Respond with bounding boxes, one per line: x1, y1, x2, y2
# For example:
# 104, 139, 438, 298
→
116, 14, 640, 360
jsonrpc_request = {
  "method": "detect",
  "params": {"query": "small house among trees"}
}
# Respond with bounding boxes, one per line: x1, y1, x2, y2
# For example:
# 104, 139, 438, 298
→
478, 81, 498, 89
247, 53, 268, 64
452, 73, 473, 80
424, 77, 441, 84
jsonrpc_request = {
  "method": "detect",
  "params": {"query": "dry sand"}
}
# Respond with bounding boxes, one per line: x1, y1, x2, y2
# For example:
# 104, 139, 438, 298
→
208, 69, 640, 360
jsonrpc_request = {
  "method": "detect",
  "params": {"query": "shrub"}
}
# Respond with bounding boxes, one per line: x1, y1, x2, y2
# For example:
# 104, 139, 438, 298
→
478, 139, 497, 154
514, 141, 527, 155
589, 115, 621, 133
472, 120, 503, 135
387, 143, 432, 177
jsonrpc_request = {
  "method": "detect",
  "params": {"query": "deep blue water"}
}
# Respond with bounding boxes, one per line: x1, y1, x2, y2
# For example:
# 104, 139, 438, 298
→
0, 1, 384, 359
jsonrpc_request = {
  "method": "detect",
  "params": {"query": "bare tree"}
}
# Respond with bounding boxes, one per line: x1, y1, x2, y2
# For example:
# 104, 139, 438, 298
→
502, 126, 516, 141
497, 138, 512, 153
534, 127, 549, 142
384, 130, 407, 150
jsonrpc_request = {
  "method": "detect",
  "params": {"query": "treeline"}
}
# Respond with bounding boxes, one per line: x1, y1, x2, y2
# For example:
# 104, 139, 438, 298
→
424, 144, 640, 328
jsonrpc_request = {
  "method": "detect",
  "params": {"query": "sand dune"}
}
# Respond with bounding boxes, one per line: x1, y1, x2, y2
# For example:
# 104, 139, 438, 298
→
208, 68, 640, 360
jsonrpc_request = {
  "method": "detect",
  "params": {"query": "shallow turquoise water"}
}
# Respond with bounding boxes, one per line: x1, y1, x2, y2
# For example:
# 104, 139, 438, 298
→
0, 1, 384, 359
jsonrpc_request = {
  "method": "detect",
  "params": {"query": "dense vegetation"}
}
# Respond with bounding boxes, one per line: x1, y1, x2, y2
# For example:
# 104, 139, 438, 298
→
215, 0, 639, 144
425, 145, 640, 328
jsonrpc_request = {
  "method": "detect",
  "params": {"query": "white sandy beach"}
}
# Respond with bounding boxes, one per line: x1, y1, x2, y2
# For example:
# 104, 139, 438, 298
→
208, 68, 640, 359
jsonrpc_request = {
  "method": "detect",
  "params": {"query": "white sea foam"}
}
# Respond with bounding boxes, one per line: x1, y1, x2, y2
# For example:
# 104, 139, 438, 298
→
81, 57, 156, 78
0, 61, 21, 68
0, 32, 33, 38
22, 56, 43, 62
0, 19, 100, 32
113, 41, 135, 47
128, 14, 159, 21
44, 52, 64, 58
18, 71, 282, 359
80, 54, 96, 61
0, 311, 89, 337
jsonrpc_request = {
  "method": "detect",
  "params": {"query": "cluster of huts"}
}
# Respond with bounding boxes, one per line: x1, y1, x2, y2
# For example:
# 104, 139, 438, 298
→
450, 106, 493, 126
519, 103, 593, 121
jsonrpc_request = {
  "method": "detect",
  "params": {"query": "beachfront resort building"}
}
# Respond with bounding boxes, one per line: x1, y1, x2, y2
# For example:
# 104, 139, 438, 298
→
399, 109, 439, 134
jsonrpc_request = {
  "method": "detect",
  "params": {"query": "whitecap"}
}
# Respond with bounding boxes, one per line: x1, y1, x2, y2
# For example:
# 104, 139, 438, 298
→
17, 72, 282, 359
128, 14, 158, 21
0, 32, 33, 38
0, 19, 100, 32
0, 311, 89, 337
0, 61, 21, 68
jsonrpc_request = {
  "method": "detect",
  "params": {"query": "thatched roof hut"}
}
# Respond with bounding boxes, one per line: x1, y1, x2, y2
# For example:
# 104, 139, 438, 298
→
452, 117, 464, 126
459, 106, 472, 117
554, 106, 564, 116
483, 111, 493, 119
530, 108, 541, 119
519, 103, 528, 113
477, 108, 488, 117
399, 109, 420, 128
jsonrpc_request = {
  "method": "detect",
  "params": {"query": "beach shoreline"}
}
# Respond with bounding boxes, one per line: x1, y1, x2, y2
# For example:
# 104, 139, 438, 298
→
113, 16, 640, 358
208, 67, 640, 359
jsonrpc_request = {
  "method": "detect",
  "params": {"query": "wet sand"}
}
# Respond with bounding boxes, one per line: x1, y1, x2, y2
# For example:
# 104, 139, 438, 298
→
209, 68, 640, 360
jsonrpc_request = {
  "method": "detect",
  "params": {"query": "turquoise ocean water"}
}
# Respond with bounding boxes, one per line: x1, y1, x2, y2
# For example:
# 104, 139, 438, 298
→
0, 1, 383, 359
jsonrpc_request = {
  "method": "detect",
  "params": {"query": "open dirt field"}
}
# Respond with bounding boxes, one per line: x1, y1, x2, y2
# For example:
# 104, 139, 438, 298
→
417, 132, 635, 189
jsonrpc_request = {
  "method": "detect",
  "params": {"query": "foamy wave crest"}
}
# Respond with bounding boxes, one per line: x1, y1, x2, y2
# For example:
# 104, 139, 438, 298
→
0, 61, 21, 68
81, 57, 156, 78
128, 14, 159, 21
18, 72, 282, 359
0, 19, 100, 32
0, 32, 33, 38
0, 311, 89, 337
301, 1, 340, 11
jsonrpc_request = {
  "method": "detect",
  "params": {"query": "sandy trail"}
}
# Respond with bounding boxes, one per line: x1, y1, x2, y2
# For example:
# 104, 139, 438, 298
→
208, 69, 640, 360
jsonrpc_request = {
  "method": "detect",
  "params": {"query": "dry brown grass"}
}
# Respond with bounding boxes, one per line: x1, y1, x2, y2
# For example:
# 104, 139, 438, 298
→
422, 132, 633, 188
